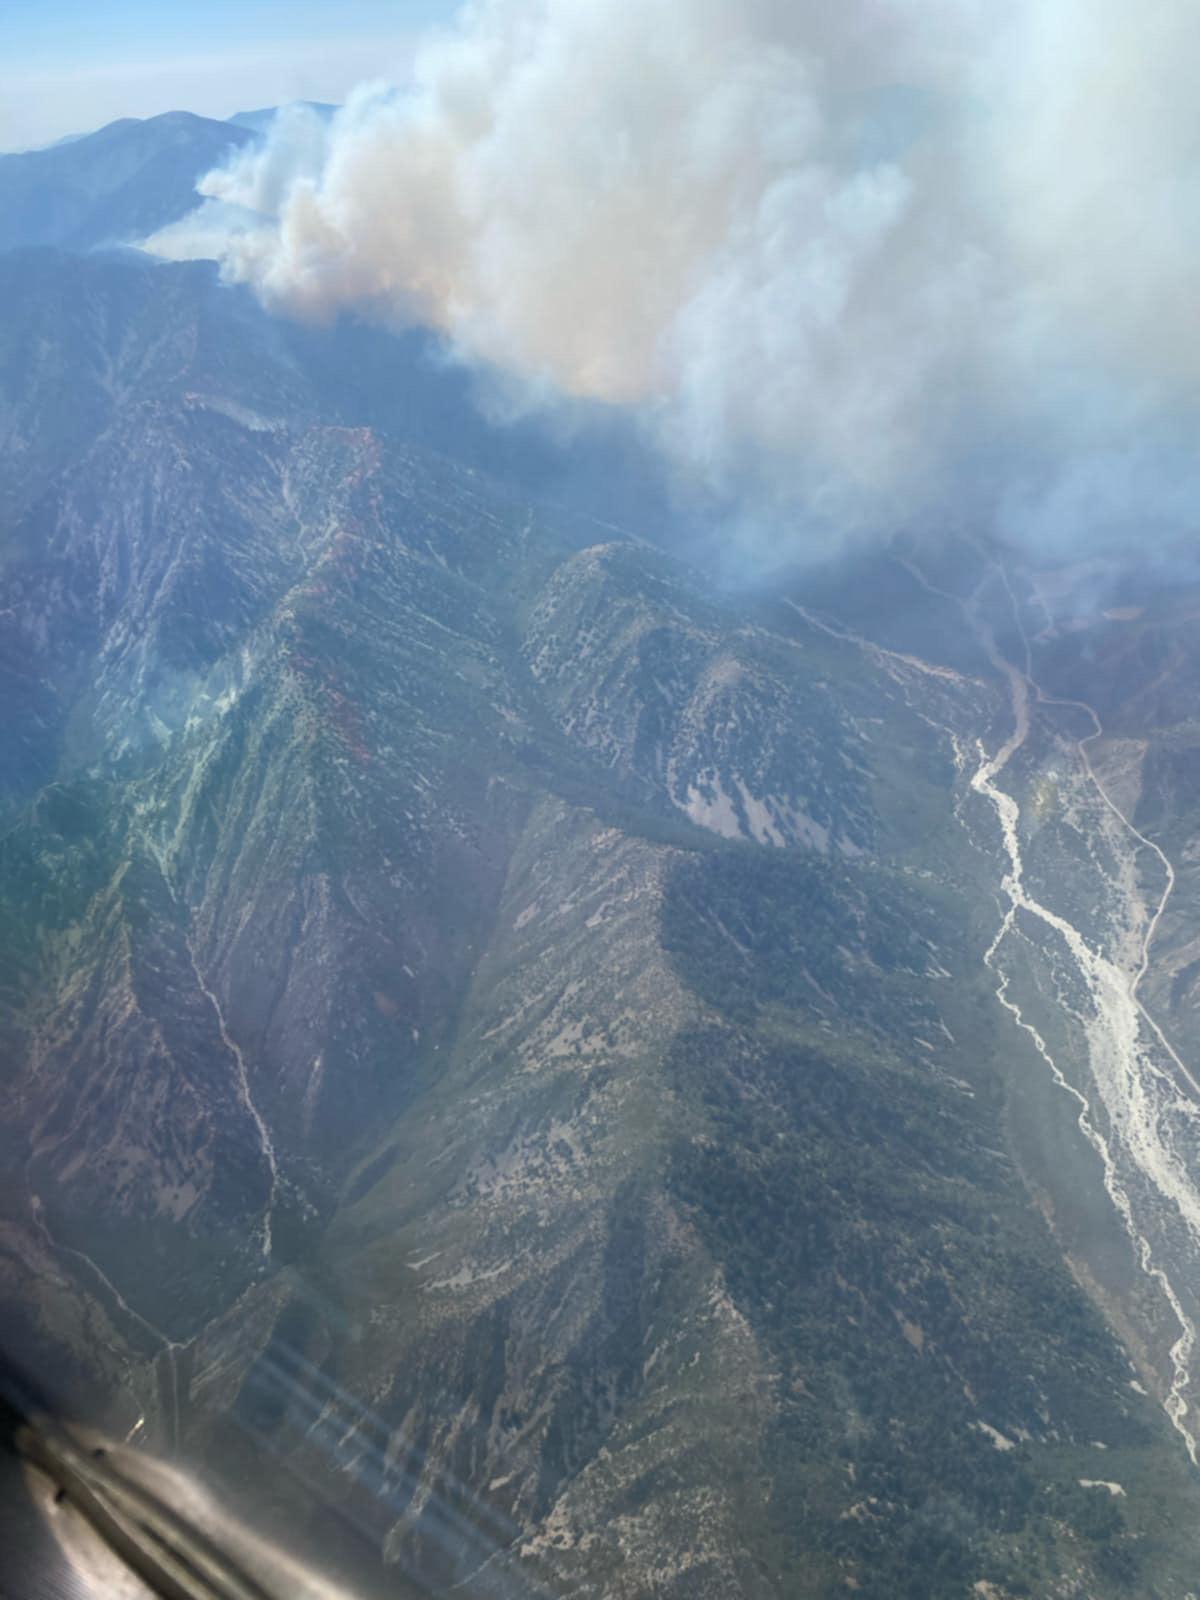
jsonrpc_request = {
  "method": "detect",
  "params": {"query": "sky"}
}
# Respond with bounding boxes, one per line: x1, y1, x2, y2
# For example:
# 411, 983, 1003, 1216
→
0, 0, 456, 150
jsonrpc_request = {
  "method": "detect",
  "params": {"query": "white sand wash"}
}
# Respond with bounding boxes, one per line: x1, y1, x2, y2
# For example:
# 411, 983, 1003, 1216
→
139, 831, 281, 1263
184, 942, 281, 1263
964, 585, 1200, 1464
801, 561, 1200, 1465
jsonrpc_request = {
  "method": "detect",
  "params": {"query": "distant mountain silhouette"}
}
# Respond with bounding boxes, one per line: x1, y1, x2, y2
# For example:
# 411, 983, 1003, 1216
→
0, 111, 254, 254
227, 102, 339, 135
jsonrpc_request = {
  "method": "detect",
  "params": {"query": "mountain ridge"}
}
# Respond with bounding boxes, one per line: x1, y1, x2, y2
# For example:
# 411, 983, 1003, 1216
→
2, 182, 1200, 1597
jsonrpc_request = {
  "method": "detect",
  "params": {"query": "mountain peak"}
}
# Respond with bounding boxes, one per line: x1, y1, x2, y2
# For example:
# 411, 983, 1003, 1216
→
227, 102, 339, 134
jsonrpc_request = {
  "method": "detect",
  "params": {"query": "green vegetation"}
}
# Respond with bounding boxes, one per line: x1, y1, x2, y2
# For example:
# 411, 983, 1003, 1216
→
661, 846, 1197, 1597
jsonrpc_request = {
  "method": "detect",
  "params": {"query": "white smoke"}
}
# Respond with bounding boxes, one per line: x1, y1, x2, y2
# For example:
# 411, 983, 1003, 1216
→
150, 0, 1200, 552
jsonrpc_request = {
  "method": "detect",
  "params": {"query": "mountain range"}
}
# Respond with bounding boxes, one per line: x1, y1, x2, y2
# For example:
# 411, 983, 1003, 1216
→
2, 110, 1200, 1599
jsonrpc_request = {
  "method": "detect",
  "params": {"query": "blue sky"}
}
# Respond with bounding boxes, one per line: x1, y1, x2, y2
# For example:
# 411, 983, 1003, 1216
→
1, 1, 457, 150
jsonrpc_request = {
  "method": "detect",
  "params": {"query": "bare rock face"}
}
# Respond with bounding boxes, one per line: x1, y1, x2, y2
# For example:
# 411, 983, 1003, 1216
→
2, 249, 1200, 1598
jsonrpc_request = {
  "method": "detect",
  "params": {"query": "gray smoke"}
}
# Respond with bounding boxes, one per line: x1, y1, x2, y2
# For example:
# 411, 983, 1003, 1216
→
149, 0, 1200, 555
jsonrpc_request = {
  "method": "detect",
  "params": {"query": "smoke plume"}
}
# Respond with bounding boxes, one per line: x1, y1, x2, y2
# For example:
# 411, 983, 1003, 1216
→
150, 0, 1200, 555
